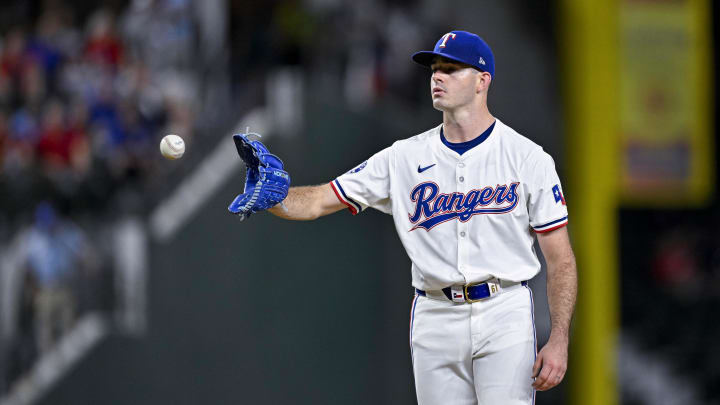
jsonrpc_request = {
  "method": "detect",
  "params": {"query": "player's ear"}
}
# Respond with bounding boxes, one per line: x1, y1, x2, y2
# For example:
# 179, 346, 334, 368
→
485, 73, 492, 87
476, 71, 491, 93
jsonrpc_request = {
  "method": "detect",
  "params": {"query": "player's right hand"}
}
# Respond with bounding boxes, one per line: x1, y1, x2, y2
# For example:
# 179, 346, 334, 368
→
228, 133, 290, 220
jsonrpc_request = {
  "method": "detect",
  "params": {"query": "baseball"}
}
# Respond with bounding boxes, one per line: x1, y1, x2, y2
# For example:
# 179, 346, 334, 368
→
160, 134, 185, 160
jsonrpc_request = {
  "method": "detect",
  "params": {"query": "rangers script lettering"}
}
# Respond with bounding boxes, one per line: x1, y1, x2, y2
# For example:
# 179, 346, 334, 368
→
409, 182, 520, 231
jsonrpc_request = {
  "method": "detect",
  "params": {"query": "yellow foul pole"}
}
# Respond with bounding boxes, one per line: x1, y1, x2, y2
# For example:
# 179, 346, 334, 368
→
558, 1, 619, 404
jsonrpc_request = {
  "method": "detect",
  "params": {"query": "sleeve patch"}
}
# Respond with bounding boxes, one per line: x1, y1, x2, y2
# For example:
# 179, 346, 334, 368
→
552, 184, 566, 205
347, 160, 368, 174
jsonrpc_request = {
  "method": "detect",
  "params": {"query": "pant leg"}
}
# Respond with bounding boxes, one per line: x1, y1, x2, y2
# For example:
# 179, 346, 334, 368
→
411, 295, 477, 405
471, 287, 536, 405
473, 340, 535, 404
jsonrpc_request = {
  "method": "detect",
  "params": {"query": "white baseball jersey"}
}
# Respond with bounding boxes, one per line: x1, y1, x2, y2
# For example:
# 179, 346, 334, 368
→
330, 119, 568, 291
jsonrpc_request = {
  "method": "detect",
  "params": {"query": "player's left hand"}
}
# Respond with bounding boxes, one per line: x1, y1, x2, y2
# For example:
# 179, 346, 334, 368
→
532, 335, 568, 391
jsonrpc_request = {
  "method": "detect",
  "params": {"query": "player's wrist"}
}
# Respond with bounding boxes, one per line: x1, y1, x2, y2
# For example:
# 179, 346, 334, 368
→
548, 330, 570, 345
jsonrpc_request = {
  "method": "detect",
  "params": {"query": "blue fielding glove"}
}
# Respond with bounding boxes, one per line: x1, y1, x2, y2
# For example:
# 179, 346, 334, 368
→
228, 132, 290, 220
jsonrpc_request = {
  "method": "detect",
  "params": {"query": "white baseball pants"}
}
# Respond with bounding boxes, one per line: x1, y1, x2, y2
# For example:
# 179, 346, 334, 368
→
410, 285, 536, 405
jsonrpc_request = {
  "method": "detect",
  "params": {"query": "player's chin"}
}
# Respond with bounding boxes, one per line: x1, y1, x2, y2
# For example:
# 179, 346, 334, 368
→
431, 98, 450, 111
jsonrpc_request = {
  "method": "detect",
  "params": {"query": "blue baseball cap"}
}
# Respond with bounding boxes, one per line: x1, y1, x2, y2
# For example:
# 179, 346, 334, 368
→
412, 31, 495, 77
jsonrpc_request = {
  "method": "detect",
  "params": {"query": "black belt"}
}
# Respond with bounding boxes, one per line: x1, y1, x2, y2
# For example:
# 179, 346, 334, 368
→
416, 280, 527, 302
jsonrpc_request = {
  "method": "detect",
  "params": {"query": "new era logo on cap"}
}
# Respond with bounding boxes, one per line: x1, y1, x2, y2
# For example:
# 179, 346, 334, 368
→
411, 30, 495, 77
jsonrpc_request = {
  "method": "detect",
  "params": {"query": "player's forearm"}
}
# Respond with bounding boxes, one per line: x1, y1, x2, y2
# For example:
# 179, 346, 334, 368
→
269, 185, 330, 220
545, 253, 577, 341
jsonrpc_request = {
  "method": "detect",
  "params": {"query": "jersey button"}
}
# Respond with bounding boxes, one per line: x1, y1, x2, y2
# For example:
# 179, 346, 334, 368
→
460, 231, 466, 237
459, 176, 465, 182
458, 162, 465, 168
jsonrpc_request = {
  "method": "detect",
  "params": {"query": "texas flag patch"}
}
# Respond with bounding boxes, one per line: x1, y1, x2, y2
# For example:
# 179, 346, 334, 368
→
552, 184, 566, 205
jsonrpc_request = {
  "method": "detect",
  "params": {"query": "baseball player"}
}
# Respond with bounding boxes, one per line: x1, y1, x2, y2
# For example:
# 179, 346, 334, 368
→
229, 30, 577, 404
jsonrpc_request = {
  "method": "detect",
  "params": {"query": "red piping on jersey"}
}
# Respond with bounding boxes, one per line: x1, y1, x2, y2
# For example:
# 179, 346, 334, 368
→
534, 221, 568, 233
329, 181, 358, 215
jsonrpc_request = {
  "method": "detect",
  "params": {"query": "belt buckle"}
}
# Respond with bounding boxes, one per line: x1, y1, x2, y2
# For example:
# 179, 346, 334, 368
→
464, 280, 501, 303
464, 281, 487, 303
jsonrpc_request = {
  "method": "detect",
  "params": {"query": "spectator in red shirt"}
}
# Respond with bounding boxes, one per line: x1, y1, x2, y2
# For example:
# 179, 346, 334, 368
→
36, 100, 75, 171
84, 10, 123, 68
0, 29, 28, 83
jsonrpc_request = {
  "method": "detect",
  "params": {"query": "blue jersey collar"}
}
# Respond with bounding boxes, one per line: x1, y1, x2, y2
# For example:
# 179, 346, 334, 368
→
440, 121, 496, 156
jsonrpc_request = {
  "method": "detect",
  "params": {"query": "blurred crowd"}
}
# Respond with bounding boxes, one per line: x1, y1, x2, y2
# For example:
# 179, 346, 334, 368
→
229, 0, 433, 110
0, 0, 198, 230
1, 0, 203, 396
